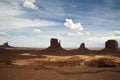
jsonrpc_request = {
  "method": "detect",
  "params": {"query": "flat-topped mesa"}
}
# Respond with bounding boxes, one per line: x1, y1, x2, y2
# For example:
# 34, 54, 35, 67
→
40, 38, 66, 54
50, 38, 61, 48
104, 40, 118, 51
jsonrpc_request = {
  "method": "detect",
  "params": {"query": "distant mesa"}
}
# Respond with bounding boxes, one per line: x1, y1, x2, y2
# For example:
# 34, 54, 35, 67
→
39, 38, 66, 54
50, 38, 61, 48
34, 38, 119, 55
80, 43, 85, 48
102, 40, 118, 52
78, 43, 90, 52
0, 38, 119, 54
105, 40, 118, 50
47, 38, 66, 53
69, 43, 91, 54
0, 42, 12, 48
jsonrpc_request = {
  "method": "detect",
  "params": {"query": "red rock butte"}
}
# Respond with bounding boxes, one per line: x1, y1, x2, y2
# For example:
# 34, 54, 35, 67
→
0, 38, 119, 54
34, 38, 119, 54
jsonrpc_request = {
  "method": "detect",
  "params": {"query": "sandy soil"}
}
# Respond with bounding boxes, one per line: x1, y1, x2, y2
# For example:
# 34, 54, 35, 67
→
0, 67, 120, 80
0, 48, 120, 80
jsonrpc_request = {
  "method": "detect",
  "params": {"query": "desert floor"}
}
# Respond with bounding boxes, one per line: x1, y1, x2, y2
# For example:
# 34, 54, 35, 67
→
0, 48, 120, 80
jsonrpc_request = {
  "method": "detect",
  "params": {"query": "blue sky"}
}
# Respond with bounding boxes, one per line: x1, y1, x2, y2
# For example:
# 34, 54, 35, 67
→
0, 0, 120, 48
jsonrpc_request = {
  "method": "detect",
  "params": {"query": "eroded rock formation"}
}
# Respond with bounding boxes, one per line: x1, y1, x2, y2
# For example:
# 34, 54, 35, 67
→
79, 43, 85, 49
33, 38, 119, 55
102, 40, 118, 52
0, 42, 12, 48
78, 43, 90, 53
105, 40, 118, 50
40, 38, 66, 54
50, 38, 61, 48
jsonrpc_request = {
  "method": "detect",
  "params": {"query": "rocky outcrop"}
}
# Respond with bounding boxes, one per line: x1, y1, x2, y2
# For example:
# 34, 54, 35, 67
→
0, 42, 12, 48
105, 40, 118, 50
34, 38, 119, 55
69, 43, 91, 54
50, 38, 61, 48
78, 43, 90, 53
102, 40, 118, 52
79, 43, 86, 49
40, 38, 66, 54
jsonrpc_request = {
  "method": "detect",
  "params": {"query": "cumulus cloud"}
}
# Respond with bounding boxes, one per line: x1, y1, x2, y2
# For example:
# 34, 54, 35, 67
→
23, 0, 39, 10
114, 30, 120, 36
64, 18, 90, 36
33, 29, 41, 32
64, 19, 84, 32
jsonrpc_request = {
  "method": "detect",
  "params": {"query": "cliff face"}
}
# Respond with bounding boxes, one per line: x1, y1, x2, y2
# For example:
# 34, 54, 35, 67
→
105, 40, 118, 50
79, 43, 86, 49
40, 38, 66, 54
78, 43, 90, 53
40, 38, 119, 55
102, 40, 118, 52
50, 38, 61, 48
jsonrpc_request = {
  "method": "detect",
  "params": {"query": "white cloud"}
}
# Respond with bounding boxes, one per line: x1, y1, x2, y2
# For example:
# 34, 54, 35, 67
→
0, 1, 60, 30
0, 32, 7, 36
64, 18, 90, 36
0, 17, 60, 29
86, 32, 90, 36
0, 1, 25, 17
64, 19, 84, 32
23, 0, 39, 10
114, 30, 120, 36
33, 29, 41, 32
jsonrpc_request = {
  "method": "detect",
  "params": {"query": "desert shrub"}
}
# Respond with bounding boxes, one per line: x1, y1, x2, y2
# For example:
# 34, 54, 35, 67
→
84, 58, 116, 67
